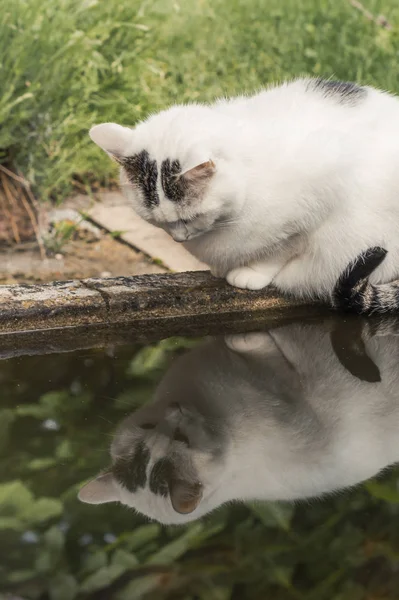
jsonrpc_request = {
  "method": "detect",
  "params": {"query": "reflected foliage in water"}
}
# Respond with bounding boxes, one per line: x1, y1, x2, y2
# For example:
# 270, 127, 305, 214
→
1, 323, 399, 599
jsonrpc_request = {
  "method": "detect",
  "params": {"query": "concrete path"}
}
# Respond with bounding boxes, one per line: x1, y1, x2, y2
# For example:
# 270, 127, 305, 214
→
87, 192, 208, 273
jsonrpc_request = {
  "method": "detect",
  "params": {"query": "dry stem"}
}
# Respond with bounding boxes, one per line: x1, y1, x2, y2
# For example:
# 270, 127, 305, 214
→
348, 0, 392, 29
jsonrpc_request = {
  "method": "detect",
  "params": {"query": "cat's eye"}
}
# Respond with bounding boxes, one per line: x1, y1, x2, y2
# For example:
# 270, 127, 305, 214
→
140, 423, 155, 430
168, 219, 190, 227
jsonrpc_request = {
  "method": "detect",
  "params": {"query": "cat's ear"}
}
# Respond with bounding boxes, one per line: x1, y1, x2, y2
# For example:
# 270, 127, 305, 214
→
89, 123, 132, 158
78, 472, 119, 505
169, 479, 203, 514
182, 159, 216, 185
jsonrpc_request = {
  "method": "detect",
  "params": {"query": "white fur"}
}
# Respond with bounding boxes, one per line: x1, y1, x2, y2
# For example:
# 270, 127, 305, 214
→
90, 78, 399, 299
91, 80, 399, 297
79, 318, 399, 524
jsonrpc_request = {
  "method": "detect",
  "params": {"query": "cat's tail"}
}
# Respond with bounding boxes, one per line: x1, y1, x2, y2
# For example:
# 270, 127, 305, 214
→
332, 247, 399, 314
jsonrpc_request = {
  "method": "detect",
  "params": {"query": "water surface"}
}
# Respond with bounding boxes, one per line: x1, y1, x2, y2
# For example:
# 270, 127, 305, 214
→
1, 315, 399, 599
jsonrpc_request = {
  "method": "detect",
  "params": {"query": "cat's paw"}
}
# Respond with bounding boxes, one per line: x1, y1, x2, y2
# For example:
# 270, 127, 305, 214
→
225, 332, 271, 352
226, 267, 272, 290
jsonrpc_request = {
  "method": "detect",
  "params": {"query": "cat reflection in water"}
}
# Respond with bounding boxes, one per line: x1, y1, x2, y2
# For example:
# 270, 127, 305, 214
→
79, 315, 399, 525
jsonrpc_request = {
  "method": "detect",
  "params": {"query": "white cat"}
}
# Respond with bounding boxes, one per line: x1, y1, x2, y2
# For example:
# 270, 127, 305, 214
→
89, 78, 399, 313
79, 316, 399, 524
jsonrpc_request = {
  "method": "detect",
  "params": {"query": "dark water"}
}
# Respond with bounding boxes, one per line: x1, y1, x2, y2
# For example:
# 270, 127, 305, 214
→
2, 315, 399, 600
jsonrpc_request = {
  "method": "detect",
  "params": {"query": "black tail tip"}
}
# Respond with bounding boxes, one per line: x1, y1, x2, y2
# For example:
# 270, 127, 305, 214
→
332, 247, 388, 314
345, 247, 388, 283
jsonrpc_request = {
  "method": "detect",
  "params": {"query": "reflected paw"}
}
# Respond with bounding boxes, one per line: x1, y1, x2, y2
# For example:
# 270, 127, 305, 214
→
225, 332, 269, 352
226, 267, 272, 290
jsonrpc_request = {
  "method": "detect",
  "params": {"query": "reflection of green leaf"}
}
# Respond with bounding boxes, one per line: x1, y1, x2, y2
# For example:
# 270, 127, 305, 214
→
0, 481, 63, 535
79, 564, 126, 593
27, 457, 58, 471
330, 582, 365, 600
111, 549, 139, 568
189, 521, 226, 545
0, 516, 23, 531
40, 390, 92, 414
49, 573, 78, 600
0, 480, 33, 515
35, 550, 55, 574
81, 550, 108, 575
127, 345, 168, 379
110, 524, 161, 553
126, 337, 201, 380
56, 439, 73, 460
266, 564, 294, 588
44, 526, 65, 553
114, 385, 153, 410
0, 409, 15, 453
34, 528, 64, 576
116, 574, 163, 600
205, 586, 232, 600
16, 404, 49, 418
247, 501, 294, 531
7, 569, 36, 583
146, 523, 204, 565
158, 337, 201, 351
365, 480, 399, 503
20, 498, 63, 525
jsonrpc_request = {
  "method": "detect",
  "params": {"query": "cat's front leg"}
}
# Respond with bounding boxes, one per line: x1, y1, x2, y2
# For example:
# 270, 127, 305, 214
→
210, 265, 225, 278
226, 259, 284, 291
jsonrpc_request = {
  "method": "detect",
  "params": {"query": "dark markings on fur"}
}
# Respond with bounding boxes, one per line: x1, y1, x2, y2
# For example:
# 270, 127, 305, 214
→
161, 158, 187, 202
113, 441, 150, 493
332, 247, 388, 314
173, 427, 190, 446
310, 78, 367, 105
121, 150, 159, 208
149, 457, 175, 497
330, 319, 381, 382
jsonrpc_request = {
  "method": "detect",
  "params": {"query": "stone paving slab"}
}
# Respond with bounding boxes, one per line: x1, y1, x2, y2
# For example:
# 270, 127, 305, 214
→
88, 192, 208, 272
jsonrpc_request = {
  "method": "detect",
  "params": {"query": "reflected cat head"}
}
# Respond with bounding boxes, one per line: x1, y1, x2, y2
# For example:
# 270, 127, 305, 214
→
79, 318, 399, 524
78, 356, 231, 524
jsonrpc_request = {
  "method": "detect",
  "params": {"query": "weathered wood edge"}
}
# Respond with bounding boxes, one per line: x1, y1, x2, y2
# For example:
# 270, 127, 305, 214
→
0, 271, 329, 358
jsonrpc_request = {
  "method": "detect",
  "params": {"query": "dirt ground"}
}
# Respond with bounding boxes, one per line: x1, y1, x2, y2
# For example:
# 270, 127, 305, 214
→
1, 228, 165, 285
1, 192, 166, 285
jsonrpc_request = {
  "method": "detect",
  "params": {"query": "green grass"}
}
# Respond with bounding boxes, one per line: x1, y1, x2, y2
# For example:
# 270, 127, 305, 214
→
2, 0, 399, 201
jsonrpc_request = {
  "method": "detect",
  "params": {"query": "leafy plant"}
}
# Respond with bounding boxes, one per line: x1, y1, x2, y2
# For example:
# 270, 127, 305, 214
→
43, 219, 80, 254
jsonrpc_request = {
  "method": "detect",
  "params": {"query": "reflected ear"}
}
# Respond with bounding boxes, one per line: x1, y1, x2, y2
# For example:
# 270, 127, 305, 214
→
169, 479, 203, 514
78, 472, 119, 505
182, 159, 216, 185
89, 123, 132, 158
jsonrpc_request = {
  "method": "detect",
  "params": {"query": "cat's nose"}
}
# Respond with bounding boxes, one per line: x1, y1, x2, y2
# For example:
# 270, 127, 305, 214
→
170, 231, 188, 242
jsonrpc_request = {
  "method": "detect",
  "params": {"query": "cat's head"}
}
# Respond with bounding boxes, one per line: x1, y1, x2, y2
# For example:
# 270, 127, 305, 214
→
78, 400, 228, 525
89, 106, 245, 242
